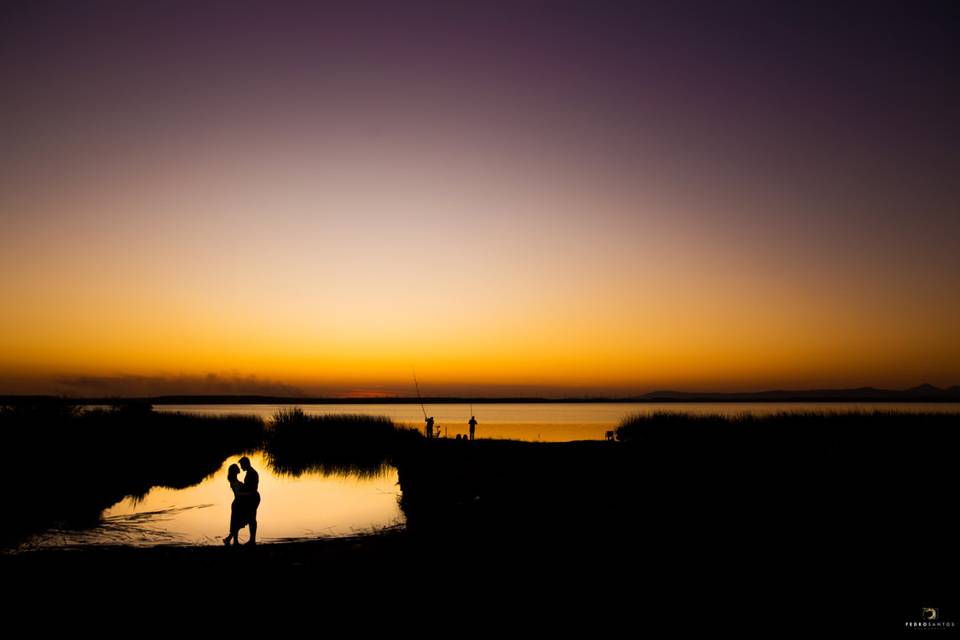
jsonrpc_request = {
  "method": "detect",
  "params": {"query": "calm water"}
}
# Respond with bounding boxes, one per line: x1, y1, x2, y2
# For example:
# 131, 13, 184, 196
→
21, 451, 403, 549
157, 402, 960, 442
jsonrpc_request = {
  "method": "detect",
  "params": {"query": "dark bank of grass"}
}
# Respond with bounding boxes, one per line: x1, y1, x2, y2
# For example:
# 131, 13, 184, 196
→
264, 407, 423, 478
609, 410, 957, 526
614, 409, 959, 502
615, 411, 959, 583
612, 409, 958, 483
614, 408, 960, 442
393, 409, 959, 589
1, 400, 265, 546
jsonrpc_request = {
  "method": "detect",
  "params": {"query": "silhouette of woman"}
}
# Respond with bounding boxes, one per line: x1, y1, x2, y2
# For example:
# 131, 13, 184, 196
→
223, 463, 253, 546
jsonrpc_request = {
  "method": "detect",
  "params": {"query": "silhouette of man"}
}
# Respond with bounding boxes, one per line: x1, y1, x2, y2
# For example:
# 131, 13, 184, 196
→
238, 456, 261, 545
425, 416, 435, 439
468, 415, 477, 441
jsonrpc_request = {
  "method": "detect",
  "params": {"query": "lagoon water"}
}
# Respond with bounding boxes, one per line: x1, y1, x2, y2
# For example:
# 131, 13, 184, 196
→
22, 451, 403, 549
157, 401, 960, 442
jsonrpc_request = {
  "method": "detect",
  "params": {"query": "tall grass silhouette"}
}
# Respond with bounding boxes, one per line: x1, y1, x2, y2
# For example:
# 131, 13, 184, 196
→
265, 407, 422, 478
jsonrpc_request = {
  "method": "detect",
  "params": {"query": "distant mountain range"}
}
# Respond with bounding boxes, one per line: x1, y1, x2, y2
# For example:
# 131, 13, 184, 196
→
3, 384, 960, 404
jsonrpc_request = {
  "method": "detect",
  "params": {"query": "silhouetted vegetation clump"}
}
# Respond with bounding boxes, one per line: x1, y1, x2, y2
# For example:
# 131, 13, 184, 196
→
265, 407, 422, 478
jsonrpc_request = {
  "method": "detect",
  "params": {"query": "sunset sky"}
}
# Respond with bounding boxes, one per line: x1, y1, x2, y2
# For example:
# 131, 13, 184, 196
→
2, 1, 958, 397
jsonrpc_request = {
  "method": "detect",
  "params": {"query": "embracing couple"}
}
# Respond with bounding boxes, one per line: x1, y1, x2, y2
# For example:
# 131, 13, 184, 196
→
223, 456, 261, 546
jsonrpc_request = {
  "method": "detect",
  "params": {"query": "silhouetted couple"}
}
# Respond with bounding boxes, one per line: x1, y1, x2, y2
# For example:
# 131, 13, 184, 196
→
223, 456, 261, 546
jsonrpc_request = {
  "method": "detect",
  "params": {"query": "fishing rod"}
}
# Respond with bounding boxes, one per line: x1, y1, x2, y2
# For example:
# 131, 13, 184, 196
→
412, 368, 427, 421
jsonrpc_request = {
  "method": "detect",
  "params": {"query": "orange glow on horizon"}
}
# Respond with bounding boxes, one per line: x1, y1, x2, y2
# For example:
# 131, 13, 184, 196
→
2, 83, 958, 398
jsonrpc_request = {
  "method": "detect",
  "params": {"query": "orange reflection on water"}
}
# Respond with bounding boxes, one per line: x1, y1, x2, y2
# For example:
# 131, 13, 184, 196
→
96, 452, 402, 546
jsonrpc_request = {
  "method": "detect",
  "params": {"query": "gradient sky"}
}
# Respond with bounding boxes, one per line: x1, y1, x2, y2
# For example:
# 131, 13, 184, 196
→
1, 1, 958, 397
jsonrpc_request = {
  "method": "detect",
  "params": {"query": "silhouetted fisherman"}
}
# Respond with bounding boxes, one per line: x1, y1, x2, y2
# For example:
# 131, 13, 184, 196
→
468, 415, 477, 441
425, 416, 435, 439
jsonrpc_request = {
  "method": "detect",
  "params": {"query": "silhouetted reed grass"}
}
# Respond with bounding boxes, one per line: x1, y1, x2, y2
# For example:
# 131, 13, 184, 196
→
264, 407, 422, 478
605, 410, 958, 557
614, 409, 959, 452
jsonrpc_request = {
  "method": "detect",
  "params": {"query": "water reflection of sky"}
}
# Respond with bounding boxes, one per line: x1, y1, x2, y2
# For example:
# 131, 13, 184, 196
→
22, 452, 403, 548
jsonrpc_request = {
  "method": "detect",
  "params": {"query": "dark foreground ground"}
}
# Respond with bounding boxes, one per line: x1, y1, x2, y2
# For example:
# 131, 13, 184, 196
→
2, 408, 957, 630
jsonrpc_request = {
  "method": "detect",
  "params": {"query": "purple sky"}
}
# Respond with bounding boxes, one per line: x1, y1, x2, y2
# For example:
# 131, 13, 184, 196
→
1, 1, 958, 396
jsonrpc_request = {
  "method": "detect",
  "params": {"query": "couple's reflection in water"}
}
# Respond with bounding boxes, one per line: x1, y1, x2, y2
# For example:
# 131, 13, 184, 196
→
223, 456, 261, 546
